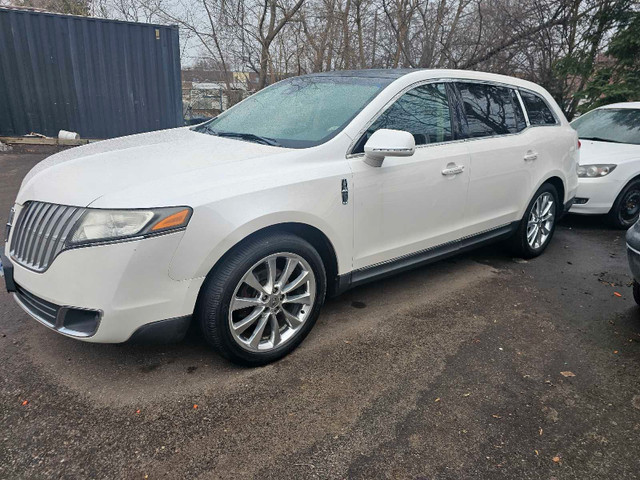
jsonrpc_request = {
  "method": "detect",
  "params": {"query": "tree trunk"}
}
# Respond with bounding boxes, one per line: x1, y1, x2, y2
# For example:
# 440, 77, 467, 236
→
258, 41, 270, 89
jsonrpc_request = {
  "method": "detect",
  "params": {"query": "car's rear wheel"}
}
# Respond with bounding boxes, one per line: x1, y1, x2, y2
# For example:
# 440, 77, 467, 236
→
196, 232, 326, 366
608, 179, 640, 229
510, 183, 559, 259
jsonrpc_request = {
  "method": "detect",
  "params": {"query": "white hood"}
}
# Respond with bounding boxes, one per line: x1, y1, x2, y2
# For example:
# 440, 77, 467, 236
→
17, 127, 285, 207
579, 139, 640, 165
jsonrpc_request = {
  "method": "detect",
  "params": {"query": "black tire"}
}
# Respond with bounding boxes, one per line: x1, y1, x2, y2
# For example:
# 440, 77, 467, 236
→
509, 183, 559, 259
633, 281, 640, 306
607, 179, 640, 229
196, 232, 327, 366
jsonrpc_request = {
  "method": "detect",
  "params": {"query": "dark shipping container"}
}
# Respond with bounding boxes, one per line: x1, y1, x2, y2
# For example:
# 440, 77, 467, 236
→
0, 8, 182, 138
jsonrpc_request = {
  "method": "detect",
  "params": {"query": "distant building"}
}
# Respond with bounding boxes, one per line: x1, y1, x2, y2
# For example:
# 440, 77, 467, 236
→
180, 67, 297, 120
181, 68, 260, 91
181, 69, 257, 120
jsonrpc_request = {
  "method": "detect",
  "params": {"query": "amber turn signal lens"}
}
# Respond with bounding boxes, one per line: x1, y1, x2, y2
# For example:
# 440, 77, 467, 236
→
152, 209, 190, 231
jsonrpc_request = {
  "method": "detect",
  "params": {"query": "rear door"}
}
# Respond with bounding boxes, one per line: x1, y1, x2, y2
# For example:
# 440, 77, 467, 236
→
453, 81, 532, 235
518, 89, 572, 204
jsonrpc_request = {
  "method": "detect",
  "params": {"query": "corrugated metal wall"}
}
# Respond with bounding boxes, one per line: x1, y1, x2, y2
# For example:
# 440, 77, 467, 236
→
0, 8, 182, 139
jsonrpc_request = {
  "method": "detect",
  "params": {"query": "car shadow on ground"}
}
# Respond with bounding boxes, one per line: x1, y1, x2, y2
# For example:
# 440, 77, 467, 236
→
560, 212, 616, 230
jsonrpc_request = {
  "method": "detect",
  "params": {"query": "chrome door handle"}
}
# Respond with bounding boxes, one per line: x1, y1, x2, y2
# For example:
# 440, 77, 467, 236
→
524, 151, 538, 161
441, 164, 465, 176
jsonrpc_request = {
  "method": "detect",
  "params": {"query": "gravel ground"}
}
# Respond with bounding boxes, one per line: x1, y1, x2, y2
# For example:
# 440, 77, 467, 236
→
1, 148, 639, 479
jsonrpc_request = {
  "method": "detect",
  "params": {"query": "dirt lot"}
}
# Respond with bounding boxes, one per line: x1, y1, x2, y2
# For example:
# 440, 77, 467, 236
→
1, 148, 640, 479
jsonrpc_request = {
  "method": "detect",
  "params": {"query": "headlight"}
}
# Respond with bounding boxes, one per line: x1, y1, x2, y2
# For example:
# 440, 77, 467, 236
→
577, 164, 617, 178
68, 206, 192, 246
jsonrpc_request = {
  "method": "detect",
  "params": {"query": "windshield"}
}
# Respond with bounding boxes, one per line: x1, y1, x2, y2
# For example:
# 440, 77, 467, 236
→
193, 76, 391, 148
571, 108, 640, 145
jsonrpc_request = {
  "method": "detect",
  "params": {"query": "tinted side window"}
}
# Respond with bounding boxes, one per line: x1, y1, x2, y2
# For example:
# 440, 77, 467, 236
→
353, 83, 452, 153
457, 82, 526, 137
520, 90, 557, 125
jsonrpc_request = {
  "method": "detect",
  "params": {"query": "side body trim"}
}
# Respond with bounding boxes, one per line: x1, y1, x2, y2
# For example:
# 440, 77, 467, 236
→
333, 221, 519, 295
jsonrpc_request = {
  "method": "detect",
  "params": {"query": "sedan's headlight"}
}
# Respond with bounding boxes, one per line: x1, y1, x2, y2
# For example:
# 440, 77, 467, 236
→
577, 164, 617, 178
68, 206, 192, 246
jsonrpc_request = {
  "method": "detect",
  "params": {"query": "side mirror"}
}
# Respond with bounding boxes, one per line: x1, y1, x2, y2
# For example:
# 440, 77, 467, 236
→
363, 129, 415, 167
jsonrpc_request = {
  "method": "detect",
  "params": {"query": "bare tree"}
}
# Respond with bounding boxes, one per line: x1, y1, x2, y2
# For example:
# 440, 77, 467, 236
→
252, 0, 306, 87
71, 0, 637, 115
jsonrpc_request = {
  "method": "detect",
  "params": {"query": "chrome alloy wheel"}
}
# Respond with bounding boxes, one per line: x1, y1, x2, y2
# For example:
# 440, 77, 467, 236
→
527, 192, 555, 250
228, 253, 316, 352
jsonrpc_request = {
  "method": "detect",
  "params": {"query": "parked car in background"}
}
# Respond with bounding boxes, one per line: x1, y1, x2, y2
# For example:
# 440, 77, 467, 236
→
626, 219, 640, 304
1, 69, 578, 366
570, 103, 640, 228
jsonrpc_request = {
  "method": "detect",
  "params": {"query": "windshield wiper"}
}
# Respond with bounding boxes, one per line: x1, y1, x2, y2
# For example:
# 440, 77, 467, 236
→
194, 123, 218, 136
216, 131, 281, 147
580, 136, 623, 144
193, 124, 281, 147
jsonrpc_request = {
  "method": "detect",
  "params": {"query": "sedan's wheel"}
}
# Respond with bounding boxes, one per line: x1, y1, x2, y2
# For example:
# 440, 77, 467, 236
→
608, 179, 640, 229
229, 253, 316, 352
197, 232, 326, 366
510, 183, 559, 259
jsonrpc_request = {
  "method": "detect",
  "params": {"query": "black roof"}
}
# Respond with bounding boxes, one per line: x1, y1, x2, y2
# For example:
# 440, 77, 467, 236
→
304, 69, 418, 79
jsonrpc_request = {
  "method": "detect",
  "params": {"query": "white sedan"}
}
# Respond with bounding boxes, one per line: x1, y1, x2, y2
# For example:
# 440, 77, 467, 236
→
570, 102, 640, 228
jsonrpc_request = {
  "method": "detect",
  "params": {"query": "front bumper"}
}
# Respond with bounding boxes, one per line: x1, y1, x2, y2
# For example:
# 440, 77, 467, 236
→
3, 232, 204, 343
627, 244, 640, 283
569, 176, 623, 215
1, 252, 16, 292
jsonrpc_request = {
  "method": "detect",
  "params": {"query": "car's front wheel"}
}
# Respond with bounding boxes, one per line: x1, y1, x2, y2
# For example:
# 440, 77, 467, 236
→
608, 179, 640, 229
510, 183, 559, 258
196, 232, 326, 366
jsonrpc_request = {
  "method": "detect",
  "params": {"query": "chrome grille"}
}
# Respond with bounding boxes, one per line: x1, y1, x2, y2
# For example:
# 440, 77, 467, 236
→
9, 202, 85, 272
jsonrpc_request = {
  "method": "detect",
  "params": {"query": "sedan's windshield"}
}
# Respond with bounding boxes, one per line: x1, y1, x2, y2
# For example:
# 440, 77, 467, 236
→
193, 76, 391, 148
571, 108, 640, 145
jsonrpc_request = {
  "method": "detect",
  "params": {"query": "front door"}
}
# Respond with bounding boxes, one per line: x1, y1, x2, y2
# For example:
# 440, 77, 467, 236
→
348, 82, 471, 270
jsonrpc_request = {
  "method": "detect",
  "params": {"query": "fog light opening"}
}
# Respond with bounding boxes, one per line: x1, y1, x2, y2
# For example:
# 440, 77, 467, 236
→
57, 307, 102, 336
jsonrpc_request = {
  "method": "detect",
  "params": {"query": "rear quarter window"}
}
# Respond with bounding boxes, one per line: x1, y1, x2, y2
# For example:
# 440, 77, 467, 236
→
520, 90, 557, 126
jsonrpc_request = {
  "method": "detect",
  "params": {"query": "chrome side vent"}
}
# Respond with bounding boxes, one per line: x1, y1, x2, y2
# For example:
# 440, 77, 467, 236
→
341, 178, 349, 205
9, 202, 85, 272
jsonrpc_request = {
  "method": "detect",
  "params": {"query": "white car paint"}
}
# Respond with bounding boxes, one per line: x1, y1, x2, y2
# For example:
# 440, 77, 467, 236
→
570, 102, 640, 215
4, 69, 578, 343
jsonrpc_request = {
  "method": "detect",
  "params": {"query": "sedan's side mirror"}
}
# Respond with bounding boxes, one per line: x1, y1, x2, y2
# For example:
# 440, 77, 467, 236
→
363, 129, 416, 167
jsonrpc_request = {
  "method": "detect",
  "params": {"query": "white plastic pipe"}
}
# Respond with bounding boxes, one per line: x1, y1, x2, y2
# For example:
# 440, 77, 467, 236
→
58, 130, 80, 140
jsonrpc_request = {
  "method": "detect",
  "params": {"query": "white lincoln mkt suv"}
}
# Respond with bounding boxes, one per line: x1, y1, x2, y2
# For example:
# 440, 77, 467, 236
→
2, 69, 578, 365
